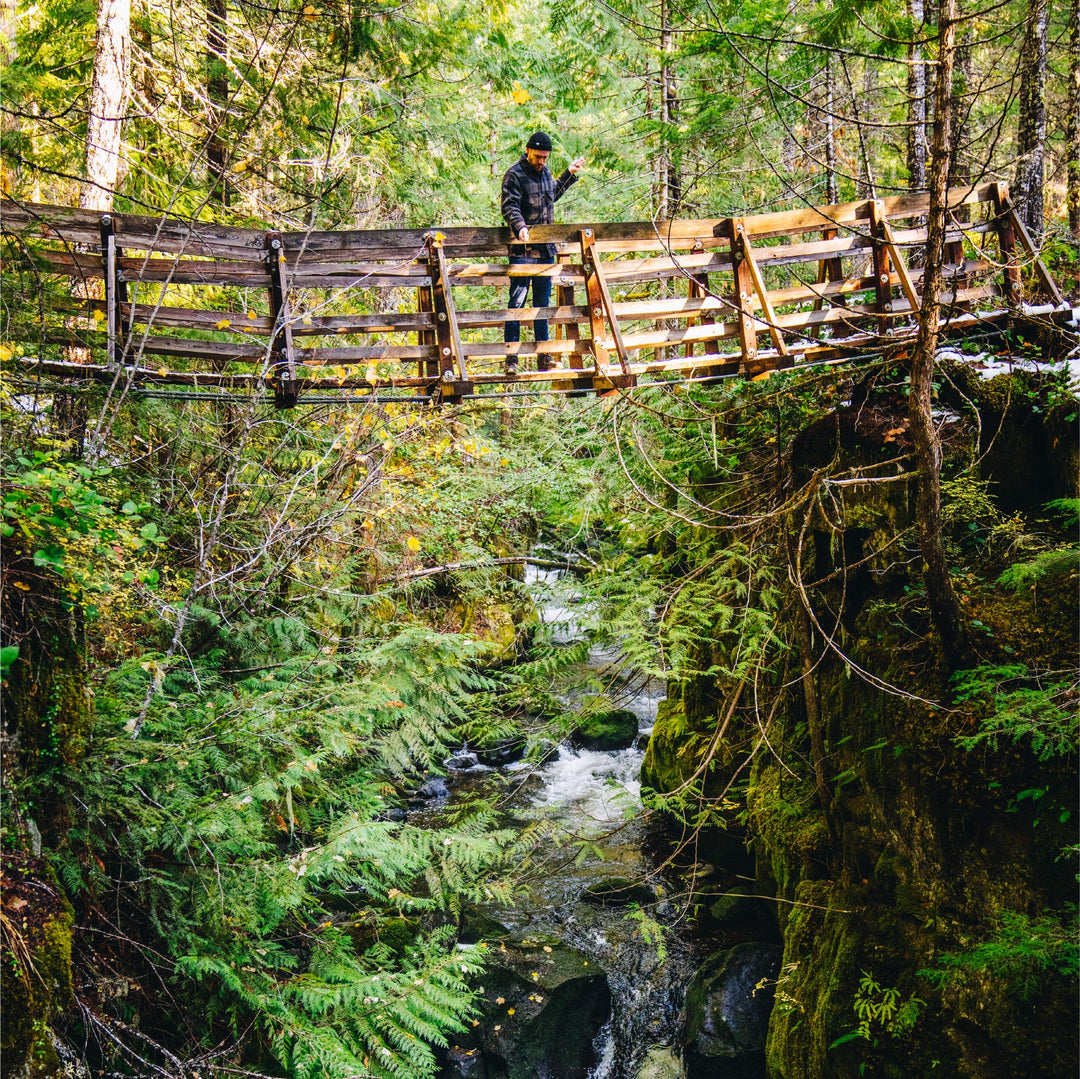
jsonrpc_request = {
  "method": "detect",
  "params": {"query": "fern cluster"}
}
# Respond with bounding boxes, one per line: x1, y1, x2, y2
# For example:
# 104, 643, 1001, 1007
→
34, 628, 520, 1078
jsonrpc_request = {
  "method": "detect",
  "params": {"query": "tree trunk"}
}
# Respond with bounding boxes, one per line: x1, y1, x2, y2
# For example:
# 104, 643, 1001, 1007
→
906, 0, 928, 189
656, 0, 679, 218
56, 0, 130, 457
824, 60, 839, 204
1014, 0, 1049, 237
80, 0, 130, 211
1068, 0, 1080, 239
909, 0, 968, 670
206, 0, 230, 205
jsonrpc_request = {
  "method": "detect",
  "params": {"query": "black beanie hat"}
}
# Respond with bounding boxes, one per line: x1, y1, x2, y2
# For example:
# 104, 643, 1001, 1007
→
526, 131, 553, 151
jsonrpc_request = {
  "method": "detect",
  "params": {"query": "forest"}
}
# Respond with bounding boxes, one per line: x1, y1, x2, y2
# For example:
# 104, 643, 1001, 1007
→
1, 0, 1078, 1076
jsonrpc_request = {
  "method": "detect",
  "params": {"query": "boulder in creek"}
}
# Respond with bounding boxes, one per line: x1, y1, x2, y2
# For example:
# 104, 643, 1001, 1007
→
635, 1045, 682, 1079
679, 941, 782, 1079
571, 708, 639, 751
438, 935, 611, 1079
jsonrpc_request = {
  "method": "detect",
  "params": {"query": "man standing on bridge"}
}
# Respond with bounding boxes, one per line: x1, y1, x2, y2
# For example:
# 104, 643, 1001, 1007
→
501, 131, 585, 377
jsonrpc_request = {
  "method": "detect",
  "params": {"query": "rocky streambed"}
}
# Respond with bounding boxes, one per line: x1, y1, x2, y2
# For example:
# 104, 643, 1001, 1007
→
419, 567, 783, 1079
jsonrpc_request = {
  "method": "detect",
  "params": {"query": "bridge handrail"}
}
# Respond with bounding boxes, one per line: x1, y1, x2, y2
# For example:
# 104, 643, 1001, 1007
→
0, 183, 1066, 406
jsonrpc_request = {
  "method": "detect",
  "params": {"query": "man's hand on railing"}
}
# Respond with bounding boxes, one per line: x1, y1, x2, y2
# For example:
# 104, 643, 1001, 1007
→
517, 226, 530, 243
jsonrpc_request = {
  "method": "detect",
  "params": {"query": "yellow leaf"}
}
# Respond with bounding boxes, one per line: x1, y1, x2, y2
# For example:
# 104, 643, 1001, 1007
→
405, 536, 421, 552
12, 581, 29, 591
303, 3, 317, 17
158, 368, 169, 377
215, 319, 231, 330
511, 81, 531, 105
247, 310, 257, 319
92, 309, 105, 322
361, 519, 374, 530
232, 157, 250, 173
0, 344, 13, 362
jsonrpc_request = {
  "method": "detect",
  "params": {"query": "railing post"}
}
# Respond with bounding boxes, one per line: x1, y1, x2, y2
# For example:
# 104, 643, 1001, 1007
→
811, 225, 850, 340
425, 232, 471, 403
416, 283, 437, 384
991, 183, 1022, 311
553, 252, 578, 374
725, 218, 761, 373
266, 231, 299, 409
580, 229, 610, 378
867, 200, 894, 337
99, 214, 126, 369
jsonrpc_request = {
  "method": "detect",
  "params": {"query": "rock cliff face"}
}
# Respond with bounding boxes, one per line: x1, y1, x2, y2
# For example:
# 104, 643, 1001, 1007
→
642, 367, 1078, 1077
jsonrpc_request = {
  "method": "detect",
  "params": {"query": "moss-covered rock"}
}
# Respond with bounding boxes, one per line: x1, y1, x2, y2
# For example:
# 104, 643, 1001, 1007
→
680, 941, 783, 1079
571, 708, 639, 750
0, 853, 75, 1079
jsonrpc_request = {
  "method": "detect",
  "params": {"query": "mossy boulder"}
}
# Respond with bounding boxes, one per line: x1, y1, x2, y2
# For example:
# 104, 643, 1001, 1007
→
582, 876, 658, 906
680, 942, 782, 1079
571, 708, 639, 750
0, 853, 75, 1079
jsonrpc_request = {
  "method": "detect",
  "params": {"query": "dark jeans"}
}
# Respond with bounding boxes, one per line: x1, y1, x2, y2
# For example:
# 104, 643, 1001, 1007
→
505, 255, 553, 343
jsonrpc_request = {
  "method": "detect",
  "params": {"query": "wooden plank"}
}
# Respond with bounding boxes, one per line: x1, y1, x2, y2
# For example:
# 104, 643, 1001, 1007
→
287, 273, 435, 289
294, 345, 438, 362
25, 249, 274, 286
583, 235, 631, 374
735, 224, 790, 362
456, 303, 588, 329
460, 339, 581, 357
580, 230, 610, 373
2, 186, 996, 261
880, 219, 922, 315
19, 328, 269, 361
0, 199, 269, 259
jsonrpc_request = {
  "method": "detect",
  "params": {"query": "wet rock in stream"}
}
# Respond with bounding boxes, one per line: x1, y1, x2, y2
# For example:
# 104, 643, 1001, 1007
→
439, 936, 611, 1079
571, 708, 640, 751
679, 942, 782, 1079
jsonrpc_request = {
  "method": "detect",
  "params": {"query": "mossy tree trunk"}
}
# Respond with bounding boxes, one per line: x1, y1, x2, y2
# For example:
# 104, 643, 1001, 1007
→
908, 0, 968, 670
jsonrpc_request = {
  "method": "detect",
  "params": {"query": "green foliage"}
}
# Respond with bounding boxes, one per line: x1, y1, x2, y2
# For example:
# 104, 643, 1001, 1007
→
830, 970, 923, 1048
951, 664, 1079, 762
919, 908, 1079, 1001
1, 450, 163, 613
29, 627, 513, 1078
623, 905, 669, 964
996, 548, 1080, 591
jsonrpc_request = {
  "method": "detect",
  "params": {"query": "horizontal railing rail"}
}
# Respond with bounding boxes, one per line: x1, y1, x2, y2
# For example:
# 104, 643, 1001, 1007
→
1, 183, 1067, 406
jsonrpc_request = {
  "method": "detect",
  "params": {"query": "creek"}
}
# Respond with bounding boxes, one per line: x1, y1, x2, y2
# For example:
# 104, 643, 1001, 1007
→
425, 566, 740, 1079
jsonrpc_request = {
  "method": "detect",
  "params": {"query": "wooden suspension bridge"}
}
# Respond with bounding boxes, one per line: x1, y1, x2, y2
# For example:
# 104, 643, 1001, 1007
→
0, 183, 1071, 408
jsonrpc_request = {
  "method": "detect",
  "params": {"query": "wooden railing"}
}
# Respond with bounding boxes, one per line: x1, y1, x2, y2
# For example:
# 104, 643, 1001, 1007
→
0, 183, 1067, 406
